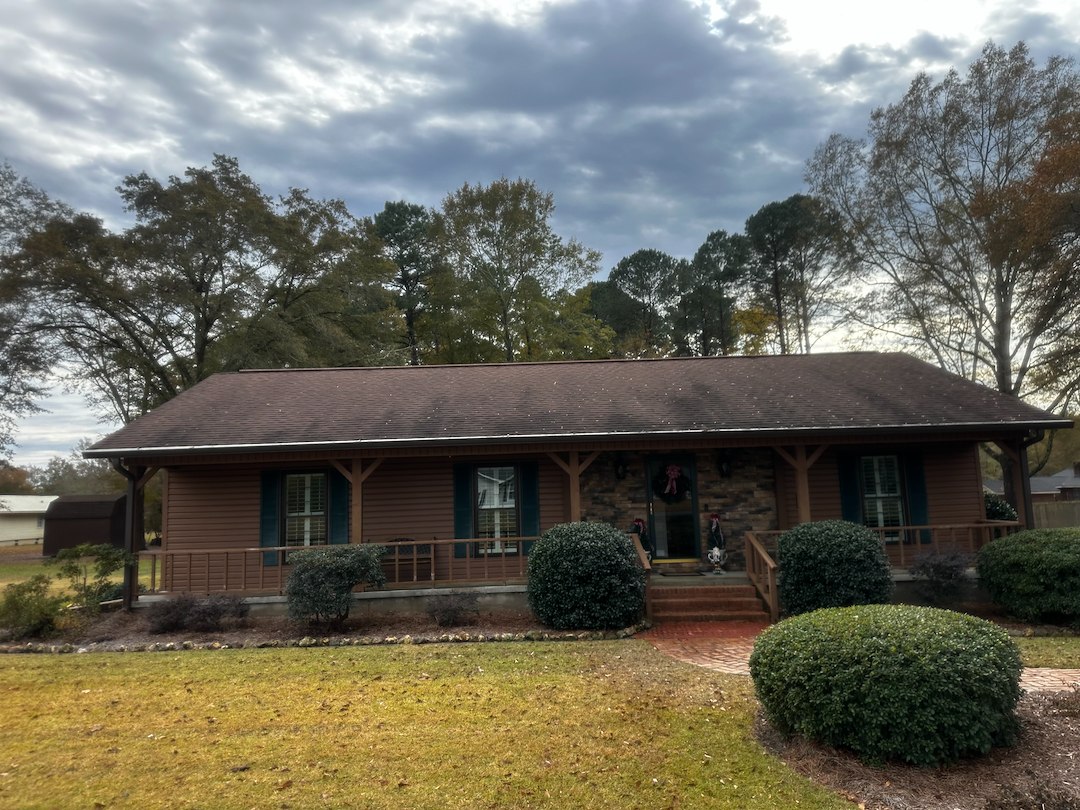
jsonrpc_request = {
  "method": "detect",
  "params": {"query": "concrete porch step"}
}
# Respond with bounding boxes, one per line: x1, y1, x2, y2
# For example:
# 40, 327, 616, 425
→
650, 596, 765, 612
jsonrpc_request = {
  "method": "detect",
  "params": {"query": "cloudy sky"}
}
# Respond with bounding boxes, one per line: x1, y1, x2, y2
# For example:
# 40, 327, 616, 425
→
4, 0, 1079, 468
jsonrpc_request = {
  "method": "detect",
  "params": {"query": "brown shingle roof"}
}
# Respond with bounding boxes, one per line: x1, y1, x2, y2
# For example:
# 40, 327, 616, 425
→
85, 353, 1072, 458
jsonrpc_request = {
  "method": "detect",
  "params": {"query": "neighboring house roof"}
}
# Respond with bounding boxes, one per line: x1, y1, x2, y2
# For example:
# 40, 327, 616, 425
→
985, 465, 1080, 497
984, 478, 1063, 497
85, 352, 1073, 459
0, 495, 58, 514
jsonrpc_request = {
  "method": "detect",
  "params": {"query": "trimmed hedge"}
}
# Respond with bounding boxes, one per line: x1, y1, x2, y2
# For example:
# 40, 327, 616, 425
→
749, 604, 1022, 766
777, 520, 893, 615
527, 522, 646, 630
977, 528, 1080, 625
285, 545, 386, 629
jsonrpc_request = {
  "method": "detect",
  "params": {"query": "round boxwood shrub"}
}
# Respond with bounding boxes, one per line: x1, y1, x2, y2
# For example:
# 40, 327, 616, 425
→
777, 520, 893, 615
527, 522, 646, 630
977, 528, 1080, 625
749, 604, 1022, 766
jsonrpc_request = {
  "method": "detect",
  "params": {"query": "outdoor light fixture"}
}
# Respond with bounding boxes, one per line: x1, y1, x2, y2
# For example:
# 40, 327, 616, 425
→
614, 452, 629, 480
716, 451, 733, 478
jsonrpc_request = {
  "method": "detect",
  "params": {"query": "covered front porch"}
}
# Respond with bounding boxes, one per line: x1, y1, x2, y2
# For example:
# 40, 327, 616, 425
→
138, 520, 1021, 624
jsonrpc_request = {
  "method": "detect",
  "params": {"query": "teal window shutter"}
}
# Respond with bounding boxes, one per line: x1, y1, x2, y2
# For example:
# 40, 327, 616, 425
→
329, 468, 350, 544
260, 471, 280, 566
519, 461, 540, 554
837, 454, 862, 524
903, 453, 930, 542
453, 463, 473, 558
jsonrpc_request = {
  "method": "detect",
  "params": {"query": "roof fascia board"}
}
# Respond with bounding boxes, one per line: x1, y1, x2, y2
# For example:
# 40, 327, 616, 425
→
83, 418, 1073, 460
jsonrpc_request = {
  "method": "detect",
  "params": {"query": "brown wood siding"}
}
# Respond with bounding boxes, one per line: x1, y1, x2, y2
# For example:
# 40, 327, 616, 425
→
922, 444, 983, 523
774, 451, 843, 529
362, 458, 456, 542
165, 466, 261, 550
774, 443, 983, 530
538, 459, 568, 529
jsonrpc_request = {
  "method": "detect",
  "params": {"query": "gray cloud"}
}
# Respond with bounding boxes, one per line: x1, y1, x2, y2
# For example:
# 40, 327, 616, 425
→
2, 0, 1077, 463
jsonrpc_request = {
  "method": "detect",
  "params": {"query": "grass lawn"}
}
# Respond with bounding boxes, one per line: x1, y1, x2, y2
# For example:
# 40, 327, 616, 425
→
0, 641, 850, 810
1017, 636, 1080, 668
0, 545, 153, 593
0, 545, 48, 588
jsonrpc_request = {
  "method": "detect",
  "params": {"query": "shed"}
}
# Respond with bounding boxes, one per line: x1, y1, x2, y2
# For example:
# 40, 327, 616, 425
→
42, 494, 129, 556
0, 495, 58, 545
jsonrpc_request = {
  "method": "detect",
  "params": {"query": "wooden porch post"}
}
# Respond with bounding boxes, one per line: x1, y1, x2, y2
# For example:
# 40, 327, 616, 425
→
547, 451, 599, 522
111, 461, 158, 610
773, 445, 827, 524
994, 440, 1032, 528
335, 458, 384, 543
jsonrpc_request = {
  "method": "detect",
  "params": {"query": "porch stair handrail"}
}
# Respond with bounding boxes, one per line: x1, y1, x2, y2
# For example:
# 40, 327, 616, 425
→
628, 532, 653, 621
744, 531, 779, 622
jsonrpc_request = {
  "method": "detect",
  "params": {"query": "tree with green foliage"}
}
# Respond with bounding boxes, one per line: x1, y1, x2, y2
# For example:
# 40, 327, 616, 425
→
745, 194, 843, 354
11, 155, 393, 424
0, 162, 71, 456
436, 178, 600, 363
47, 543, 131, 614
373, 201, 440, 365
806, 42, 1080, 420
607, 248, 676, 356
672, 229, 752, 356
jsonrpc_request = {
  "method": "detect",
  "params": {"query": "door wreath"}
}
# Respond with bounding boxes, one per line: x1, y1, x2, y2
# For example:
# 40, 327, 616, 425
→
653, 463, 690, 503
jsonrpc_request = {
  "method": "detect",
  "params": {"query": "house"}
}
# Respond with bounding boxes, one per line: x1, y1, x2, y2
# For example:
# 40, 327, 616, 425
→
0, 495, 58, 546
84, 353, 1072, 614
985, 464, 1080, 504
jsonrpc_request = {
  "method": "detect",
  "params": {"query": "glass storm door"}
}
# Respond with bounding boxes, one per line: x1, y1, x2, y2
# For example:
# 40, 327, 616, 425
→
646, 455, 698, 559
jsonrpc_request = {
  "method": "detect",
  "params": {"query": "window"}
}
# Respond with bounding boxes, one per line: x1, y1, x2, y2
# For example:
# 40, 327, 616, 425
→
861, 455, 904, 539
284, 473, 327, 548
475, 465, 519, 554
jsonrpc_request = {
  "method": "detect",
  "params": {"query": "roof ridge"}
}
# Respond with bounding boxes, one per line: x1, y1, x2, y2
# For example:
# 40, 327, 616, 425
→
235, 351, 891, 374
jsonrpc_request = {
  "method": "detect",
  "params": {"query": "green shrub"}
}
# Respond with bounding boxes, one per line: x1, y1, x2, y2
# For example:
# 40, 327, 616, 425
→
0, 574, 67, 640
776, 520, 893, 615
47, 543, 132, 615
285, 545, 386, 629
749, 604, 1022, 766
146, 593, 250, 634
909, 551, 971, 606
985, 492, 1019, 521
527, 522, 646, 630
977, 528, 1080, 625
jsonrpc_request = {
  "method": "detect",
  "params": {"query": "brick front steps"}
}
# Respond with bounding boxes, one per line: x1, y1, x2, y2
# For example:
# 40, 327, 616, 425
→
648, 580, 770, 623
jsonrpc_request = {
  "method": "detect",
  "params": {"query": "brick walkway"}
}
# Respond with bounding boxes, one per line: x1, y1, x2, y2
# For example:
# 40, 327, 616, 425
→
641, 621, 1080, 692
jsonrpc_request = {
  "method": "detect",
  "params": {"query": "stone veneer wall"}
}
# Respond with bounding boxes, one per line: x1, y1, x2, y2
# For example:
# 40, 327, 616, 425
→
578, 448, 779, 570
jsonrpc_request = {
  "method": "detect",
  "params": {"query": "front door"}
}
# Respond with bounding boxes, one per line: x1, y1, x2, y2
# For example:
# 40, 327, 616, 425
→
646, 455, 699, 559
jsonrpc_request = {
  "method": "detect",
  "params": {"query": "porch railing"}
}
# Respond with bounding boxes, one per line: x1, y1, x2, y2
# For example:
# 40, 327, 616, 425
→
744, 521, 1020, 623
628, 532, 653, 620
750, 521, 1021, 569
140, 537, 539, 597
744, 532, 779, 622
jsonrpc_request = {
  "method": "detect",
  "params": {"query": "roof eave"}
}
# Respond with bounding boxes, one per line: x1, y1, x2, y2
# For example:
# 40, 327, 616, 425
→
83, 418, 1072, 460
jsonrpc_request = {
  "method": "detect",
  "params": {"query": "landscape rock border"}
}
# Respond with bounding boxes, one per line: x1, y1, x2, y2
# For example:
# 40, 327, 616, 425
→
0, 622, 648, 654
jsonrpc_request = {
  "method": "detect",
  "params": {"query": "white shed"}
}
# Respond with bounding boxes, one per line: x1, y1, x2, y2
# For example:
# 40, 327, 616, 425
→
0, 495, 59, 545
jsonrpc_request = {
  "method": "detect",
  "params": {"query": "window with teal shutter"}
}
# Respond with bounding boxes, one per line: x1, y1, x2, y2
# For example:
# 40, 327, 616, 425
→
261, 469, 348, 565
453, 461, 540, 558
